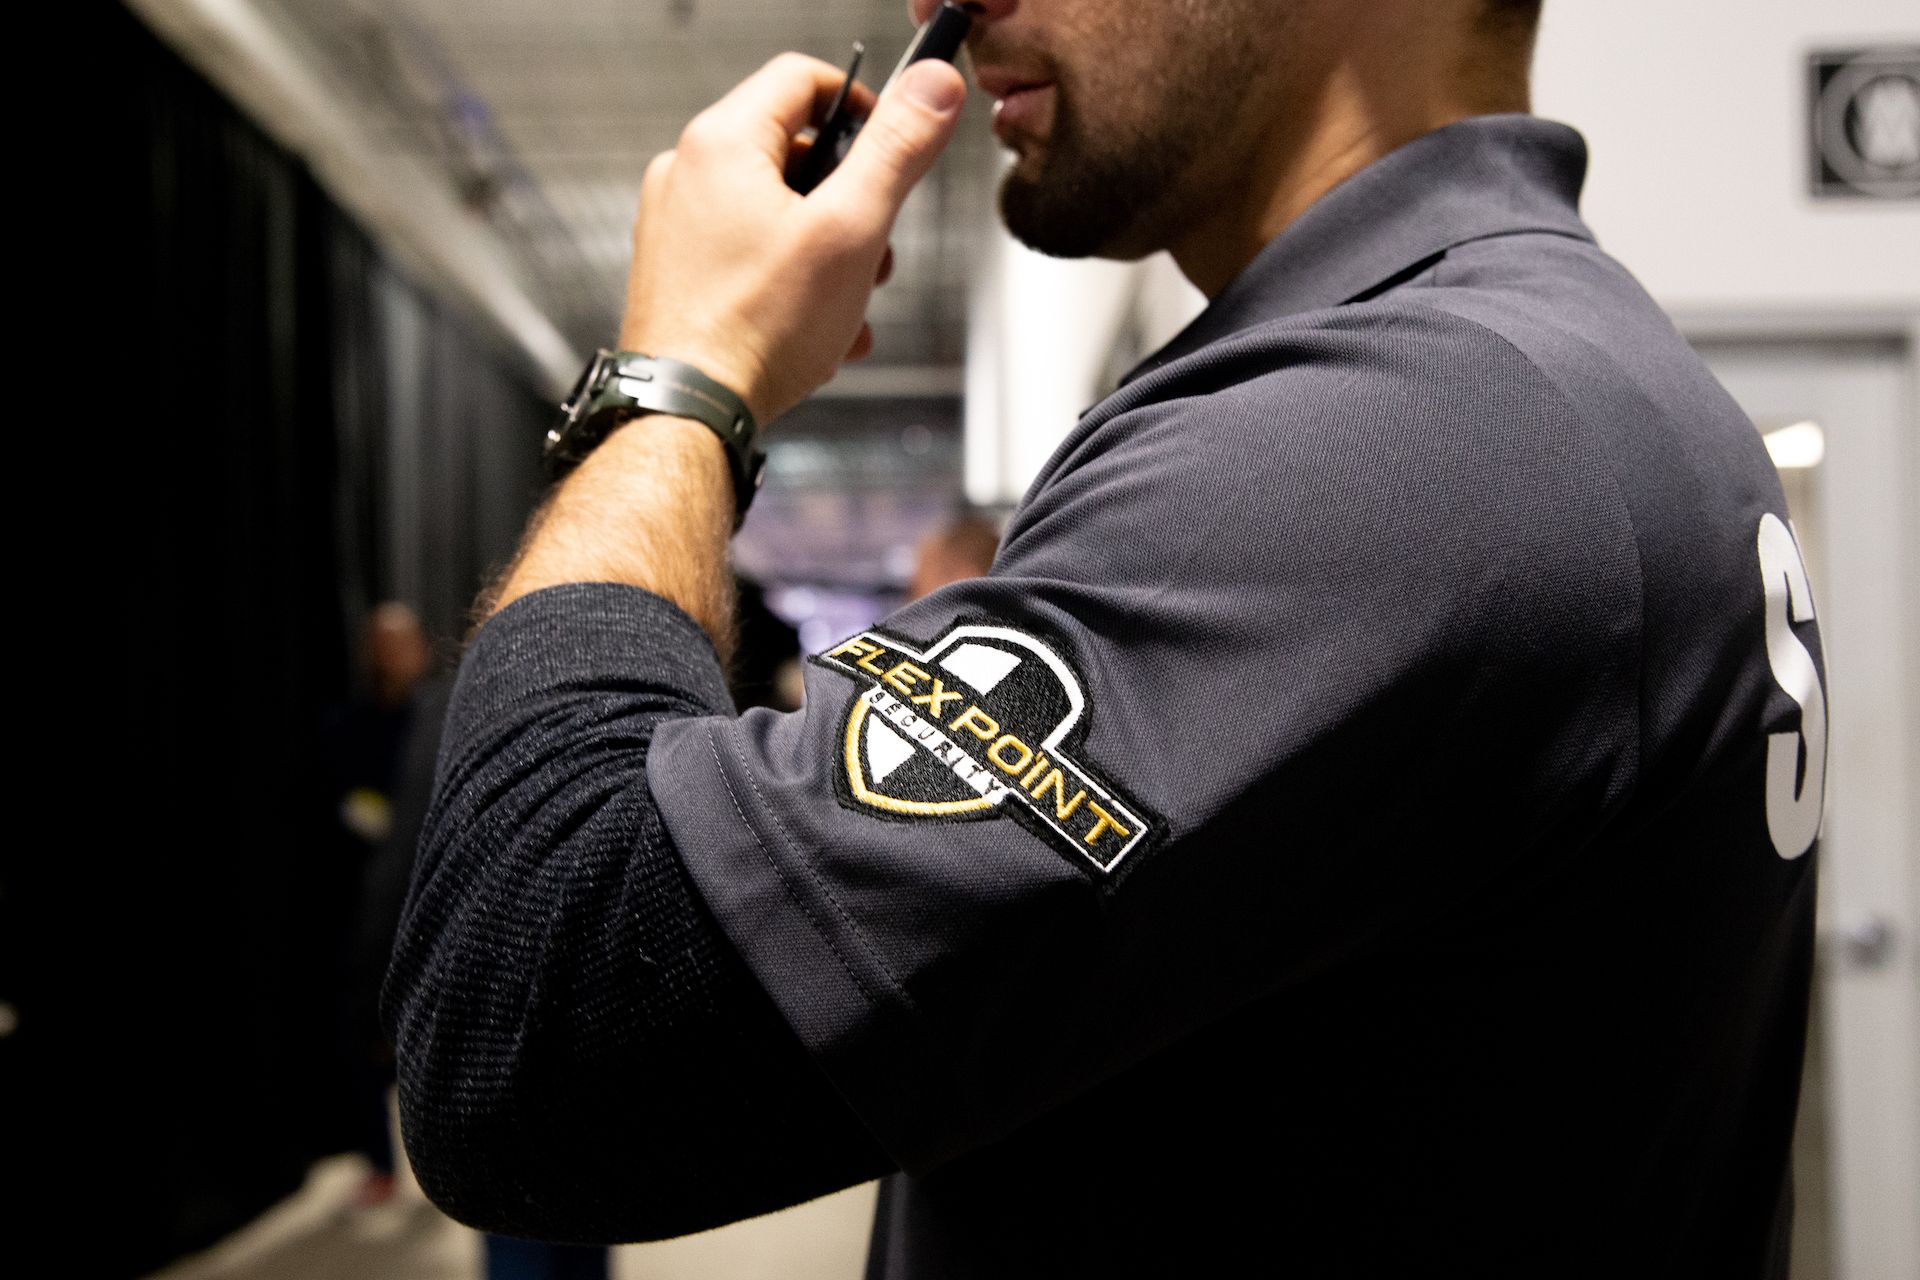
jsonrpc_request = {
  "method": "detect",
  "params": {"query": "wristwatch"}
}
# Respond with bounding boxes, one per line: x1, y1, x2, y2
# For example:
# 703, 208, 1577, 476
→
544, 348, 766, 526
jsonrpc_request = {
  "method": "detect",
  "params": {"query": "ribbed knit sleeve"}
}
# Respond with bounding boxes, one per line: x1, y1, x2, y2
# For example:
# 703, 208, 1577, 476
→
380, 581, 894, 1244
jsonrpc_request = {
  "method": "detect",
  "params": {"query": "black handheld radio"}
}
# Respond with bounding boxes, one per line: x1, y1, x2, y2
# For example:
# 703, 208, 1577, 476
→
786, 2, 974, 195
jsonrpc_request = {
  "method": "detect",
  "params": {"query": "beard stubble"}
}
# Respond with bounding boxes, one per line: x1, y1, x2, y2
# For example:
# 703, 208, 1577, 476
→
996, 3, 1277, 260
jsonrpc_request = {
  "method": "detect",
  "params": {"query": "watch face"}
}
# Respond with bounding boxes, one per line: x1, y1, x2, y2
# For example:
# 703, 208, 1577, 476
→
561, 349, 616, 419
548, 350, 619, 474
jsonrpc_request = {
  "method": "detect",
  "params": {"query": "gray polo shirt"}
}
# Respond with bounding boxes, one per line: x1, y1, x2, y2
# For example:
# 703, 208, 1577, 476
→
644, 112, 1823, 1275
392, 112, 1826, 1276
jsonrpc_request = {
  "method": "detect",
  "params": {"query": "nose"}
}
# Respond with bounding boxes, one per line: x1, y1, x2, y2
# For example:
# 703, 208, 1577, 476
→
909, 0, 1011, 29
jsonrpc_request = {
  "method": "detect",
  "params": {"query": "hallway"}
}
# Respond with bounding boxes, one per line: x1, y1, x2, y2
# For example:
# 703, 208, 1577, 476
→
147, 1104, 880, 1280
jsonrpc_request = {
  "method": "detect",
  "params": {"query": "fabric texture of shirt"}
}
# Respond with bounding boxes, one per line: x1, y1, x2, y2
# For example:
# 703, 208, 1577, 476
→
389, 112, 1826, 1277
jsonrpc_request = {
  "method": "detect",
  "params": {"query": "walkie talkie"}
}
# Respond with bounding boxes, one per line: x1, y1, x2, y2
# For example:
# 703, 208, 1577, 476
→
786, 2, 974, 194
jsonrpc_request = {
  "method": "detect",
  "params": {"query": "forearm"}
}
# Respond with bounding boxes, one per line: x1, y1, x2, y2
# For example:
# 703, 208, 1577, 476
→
477, 50, 966, 660
382, 584, 892, 1241
481, 413, 738, 665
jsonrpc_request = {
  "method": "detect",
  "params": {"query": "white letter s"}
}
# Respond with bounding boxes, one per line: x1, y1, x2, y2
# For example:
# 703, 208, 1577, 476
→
1756, 513, 1827, 859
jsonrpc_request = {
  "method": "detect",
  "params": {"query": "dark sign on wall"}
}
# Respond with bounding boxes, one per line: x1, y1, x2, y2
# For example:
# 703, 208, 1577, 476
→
1809, 47, 1920, 199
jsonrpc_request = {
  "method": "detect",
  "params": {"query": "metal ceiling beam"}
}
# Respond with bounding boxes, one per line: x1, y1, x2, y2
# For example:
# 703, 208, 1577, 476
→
126, 0, 583, 396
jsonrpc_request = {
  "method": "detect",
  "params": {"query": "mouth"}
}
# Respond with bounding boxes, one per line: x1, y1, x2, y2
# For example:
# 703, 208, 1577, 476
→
984, 80, 1056, 145
971, 62, 1046, 97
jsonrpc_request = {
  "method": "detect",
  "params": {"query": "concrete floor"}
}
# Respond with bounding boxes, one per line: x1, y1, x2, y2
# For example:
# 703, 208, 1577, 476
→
145, 1095, 880, 1280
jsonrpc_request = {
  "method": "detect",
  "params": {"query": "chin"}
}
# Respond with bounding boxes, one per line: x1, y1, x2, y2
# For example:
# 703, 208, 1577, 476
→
998, 175, 1156, 262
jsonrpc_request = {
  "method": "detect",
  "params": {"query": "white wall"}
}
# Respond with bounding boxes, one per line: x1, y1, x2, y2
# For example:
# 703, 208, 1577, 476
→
1532, 0, 1919, 313
963, 219, 1143, 507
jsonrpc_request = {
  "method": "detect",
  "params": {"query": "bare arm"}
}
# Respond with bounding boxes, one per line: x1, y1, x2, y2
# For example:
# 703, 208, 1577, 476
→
481, 415, 738, 660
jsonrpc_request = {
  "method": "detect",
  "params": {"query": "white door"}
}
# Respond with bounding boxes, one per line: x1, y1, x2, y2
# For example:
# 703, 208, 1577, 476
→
1695, 331, 1920, 1280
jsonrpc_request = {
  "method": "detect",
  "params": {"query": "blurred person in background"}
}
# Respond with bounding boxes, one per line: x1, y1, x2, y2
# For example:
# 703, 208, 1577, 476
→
383, 1, 1825, 1275
906, 511, 1002, 602
323, 603, 433, 856
770, 516, 1001, 707
317, 601, 434, 1207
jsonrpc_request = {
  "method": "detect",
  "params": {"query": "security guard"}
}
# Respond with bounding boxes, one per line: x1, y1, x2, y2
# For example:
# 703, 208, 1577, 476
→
383, 1, 1826, 1275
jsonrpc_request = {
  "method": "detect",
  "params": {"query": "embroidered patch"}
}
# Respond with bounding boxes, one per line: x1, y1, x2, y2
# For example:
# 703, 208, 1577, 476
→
809, 620, 1154, 874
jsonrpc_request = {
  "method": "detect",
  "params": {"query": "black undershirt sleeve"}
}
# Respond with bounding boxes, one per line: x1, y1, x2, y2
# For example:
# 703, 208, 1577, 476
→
379, 582, 896, 1244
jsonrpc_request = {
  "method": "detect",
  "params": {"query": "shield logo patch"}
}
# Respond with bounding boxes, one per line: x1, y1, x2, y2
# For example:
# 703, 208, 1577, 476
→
811, 620, 1153, 874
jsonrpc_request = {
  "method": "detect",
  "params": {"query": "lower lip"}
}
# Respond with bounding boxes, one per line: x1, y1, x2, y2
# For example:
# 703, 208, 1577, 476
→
991, 83, 1055, 142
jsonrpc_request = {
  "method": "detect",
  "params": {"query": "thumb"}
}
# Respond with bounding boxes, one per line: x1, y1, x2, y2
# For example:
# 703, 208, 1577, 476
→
826, 59, 966, 221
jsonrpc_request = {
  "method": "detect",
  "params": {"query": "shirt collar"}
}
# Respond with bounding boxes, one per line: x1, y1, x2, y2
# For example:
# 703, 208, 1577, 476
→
1117, 113, 1594, 388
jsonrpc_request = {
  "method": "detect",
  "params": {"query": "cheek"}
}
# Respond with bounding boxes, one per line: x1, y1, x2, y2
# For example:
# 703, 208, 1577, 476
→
1058, 35, 1167, 133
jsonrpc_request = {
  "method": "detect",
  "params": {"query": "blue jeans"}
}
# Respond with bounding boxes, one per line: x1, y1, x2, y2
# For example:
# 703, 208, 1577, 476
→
482, 1235, 610, 1280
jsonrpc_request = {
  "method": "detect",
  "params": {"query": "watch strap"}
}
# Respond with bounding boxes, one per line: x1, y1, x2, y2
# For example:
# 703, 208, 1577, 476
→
545, 349, 765, 526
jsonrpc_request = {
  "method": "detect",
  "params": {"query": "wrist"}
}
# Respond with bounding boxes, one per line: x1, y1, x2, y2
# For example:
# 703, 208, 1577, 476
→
616, 329, 772, 428
547, 349, 766, 527
597, 410, 728, 473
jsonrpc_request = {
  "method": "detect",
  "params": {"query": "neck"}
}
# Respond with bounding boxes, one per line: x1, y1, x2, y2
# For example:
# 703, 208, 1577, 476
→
1168, 26, 1532, 299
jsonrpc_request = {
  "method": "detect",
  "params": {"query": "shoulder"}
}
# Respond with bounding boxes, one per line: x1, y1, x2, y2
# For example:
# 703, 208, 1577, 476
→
1013, 300, 1634, 592
990, 301, 1645, 687
1036, 299, 1594, 502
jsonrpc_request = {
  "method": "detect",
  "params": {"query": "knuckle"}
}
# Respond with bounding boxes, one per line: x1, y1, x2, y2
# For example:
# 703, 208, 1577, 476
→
813, 206, 875, 258
678, 110, 722, 152
634, 151, 674, 230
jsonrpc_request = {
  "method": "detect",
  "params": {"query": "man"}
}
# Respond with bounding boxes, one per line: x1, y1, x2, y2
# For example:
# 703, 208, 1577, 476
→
316, 602, 434, 1206
906, 512, 1002, 603
383, 0, 1828, 1274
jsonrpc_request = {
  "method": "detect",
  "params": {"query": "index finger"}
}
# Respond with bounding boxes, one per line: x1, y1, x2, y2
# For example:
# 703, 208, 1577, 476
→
703, 51, 881, 164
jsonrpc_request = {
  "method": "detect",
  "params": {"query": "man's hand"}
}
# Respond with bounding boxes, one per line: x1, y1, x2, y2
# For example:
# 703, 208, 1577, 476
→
479, 52, 965, 643
619, 52, 968, 426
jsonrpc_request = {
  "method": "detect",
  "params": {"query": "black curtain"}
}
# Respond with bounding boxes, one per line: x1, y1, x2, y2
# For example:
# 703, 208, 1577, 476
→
59, 7, 555, 1273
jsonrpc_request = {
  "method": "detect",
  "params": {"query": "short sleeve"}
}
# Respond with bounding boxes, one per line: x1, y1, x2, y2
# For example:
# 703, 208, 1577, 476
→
645, 309, 1644, 1176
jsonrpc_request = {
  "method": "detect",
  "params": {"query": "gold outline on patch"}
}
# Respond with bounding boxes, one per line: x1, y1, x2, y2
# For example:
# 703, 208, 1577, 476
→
843, 700, 994, 816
